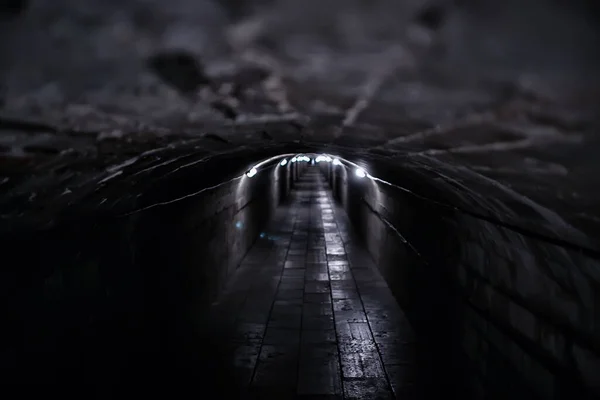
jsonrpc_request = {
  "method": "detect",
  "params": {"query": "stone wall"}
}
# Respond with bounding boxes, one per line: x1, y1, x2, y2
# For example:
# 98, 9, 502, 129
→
329, 161, 600, 399
168, 158, 291, 313
0, 154, 295, 386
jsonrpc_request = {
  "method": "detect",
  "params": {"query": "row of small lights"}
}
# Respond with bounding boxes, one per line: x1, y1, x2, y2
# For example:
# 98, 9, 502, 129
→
246, 154, 369, 180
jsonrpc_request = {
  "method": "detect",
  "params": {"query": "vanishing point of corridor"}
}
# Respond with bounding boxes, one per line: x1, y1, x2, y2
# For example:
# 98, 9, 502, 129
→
205, 167, 417, 399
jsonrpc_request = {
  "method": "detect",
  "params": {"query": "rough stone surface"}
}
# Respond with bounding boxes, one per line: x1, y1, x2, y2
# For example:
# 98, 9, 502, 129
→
1, 0, 600, 398
1, 0, 599, 244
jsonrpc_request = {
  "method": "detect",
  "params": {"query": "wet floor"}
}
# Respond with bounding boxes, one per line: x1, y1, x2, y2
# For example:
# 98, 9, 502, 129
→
199, 167, 419, 399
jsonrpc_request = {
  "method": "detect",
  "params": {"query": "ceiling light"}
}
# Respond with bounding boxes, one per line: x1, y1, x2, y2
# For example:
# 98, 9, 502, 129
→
355, 168, 366, 178
247, 167, 258, 178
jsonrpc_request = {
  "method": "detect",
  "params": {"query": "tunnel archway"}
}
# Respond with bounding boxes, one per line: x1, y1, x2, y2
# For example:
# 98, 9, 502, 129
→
1, 0, 600, 397
1, 144, 598, 398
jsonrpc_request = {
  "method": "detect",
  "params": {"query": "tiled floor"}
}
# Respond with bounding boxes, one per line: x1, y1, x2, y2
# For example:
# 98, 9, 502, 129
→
206, 167, 417, 399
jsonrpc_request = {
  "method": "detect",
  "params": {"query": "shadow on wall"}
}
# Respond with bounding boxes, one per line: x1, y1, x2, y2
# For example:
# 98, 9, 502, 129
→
101, 154, 301, 385
325, 159, 600, 400
0, 152, 299, 388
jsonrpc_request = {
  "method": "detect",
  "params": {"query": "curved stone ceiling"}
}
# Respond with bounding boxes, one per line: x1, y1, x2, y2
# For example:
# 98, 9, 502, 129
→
0, 0, 599, 256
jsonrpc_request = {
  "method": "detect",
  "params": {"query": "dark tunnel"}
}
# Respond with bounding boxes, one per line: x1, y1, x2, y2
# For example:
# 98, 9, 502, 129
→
1, 0, 600, 399
2, 147, 599, 399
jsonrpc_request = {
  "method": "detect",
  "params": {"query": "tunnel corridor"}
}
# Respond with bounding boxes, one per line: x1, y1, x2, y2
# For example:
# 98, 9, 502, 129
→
199, 166, 418, 399
0, 155, 460, 399
1, 150, 598, 399
1, 0, 600, 398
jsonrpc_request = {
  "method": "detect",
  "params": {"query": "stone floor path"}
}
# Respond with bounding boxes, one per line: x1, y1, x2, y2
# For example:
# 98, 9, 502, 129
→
207, 167, 417, 399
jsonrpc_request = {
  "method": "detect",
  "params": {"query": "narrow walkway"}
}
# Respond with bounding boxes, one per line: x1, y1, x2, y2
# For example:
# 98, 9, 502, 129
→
207, 167, 417, 399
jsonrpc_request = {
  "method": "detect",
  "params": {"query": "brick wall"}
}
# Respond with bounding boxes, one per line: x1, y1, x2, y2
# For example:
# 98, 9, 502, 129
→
0, 154, 296, 385
329, 162, 600, 399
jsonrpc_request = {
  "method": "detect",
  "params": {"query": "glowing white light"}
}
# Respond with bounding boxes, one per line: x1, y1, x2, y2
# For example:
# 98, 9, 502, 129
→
355, 168, 366, 178
246, 167, 258, 178
333, 159, 342, 166
280, 159, 288, 166
291, 157, 297, 163
315, 155, 332, 163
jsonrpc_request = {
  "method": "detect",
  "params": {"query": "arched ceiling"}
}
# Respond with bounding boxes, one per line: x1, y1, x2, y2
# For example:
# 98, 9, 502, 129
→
1, 0, 599, 254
